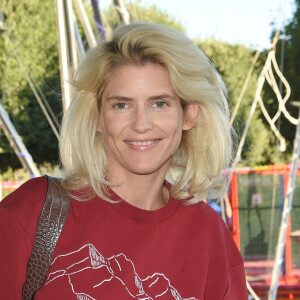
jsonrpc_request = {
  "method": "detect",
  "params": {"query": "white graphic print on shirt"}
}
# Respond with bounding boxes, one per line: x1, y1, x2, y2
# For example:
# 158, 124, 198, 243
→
45, 243, 198, 300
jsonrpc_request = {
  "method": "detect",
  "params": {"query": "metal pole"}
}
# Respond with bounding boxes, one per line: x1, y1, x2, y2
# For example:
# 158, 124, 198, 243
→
91, 0, 106, 39
231, 50, 272, 171
268, 102, 300, 299
113, 0, 130, 24
54, 0, 72, 114
73, 0, 97, 48
64, 0, 78, 69
229, 32, 280, 176
74, 18, 85, 59
230, 48, 261, 127
0, 103, 41, 177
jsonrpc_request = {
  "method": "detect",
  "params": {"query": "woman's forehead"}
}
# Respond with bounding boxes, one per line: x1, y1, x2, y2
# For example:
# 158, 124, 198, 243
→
103, 64, 174, 93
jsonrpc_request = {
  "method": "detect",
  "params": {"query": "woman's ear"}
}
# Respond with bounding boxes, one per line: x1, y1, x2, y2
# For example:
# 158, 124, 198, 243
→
96, 122, 102, 133
96, 116, 103, 132
96, 98, 103, 132
183, 103, 200, 130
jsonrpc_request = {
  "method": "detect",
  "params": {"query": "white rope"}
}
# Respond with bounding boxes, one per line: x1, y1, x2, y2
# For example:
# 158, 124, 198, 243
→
231, 49, 273, 171
231, 30, 296, 168
242, 40, 295, 155
271, 54, 296, 124
262, 51, 294, 126
258, 95, 286, 151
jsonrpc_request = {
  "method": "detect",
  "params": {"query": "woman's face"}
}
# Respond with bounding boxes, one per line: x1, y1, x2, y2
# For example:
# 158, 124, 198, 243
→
97, 64, 193, 178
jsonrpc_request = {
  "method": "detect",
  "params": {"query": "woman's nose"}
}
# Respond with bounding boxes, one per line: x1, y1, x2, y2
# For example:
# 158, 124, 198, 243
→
131, 107, 152, 132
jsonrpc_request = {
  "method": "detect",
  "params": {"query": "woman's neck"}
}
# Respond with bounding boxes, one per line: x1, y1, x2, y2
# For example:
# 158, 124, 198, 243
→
107, 170, 169, 210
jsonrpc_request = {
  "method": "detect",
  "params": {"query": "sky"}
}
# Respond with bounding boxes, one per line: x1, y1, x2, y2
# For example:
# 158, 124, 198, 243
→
100, 0, 296, 49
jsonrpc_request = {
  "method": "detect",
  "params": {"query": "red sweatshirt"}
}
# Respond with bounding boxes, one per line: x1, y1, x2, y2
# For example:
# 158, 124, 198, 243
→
0, 177, 248, 299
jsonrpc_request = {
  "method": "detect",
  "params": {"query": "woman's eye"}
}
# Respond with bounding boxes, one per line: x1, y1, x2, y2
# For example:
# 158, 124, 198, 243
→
114, 103, 128, 109
153, 101, 167, 108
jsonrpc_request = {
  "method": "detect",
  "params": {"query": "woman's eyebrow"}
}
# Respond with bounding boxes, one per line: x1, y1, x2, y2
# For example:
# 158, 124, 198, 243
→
105, 94, 176, 101
149, 94, 176, 100
105, 96, 133, 101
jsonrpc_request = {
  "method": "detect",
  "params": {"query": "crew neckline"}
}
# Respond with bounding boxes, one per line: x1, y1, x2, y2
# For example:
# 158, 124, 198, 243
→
107, 183, 180, 223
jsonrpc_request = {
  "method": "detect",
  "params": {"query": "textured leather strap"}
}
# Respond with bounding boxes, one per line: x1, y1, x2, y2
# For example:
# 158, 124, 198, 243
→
22, 175, 72, 300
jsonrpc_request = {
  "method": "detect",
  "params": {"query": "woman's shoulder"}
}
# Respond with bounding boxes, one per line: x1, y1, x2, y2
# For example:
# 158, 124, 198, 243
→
0, 176, 48, 211
178, 197, 220, 221
178, 198, 236, 240
181, 199, 244, 264
0, 176, 48, 241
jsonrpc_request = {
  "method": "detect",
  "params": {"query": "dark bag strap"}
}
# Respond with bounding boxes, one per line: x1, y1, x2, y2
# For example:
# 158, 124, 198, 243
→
22, 175, 72, 300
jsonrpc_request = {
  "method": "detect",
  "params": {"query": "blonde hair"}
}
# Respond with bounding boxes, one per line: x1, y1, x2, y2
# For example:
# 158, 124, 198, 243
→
60, 22, 233, 204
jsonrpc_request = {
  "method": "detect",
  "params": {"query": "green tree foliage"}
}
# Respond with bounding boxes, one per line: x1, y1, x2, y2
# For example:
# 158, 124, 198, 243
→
196, 39, 280, 166
0, 0, 61, 172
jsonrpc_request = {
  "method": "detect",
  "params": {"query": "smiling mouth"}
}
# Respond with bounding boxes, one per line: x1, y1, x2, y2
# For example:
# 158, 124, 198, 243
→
125, 139, 160, 146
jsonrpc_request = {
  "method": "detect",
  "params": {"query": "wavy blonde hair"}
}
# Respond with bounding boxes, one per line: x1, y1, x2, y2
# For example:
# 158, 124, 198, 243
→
60, 22, 233, 204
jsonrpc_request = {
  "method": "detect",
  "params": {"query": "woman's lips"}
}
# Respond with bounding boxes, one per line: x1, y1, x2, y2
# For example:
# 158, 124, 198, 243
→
125, 139, 160, 150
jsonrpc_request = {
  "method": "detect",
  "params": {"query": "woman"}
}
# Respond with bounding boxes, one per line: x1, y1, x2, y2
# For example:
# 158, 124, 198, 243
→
0, 22, 248, 299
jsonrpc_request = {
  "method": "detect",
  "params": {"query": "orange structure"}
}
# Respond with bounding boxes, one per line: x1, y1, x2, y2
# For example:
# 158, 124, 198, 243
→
229, 164, 300, 298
